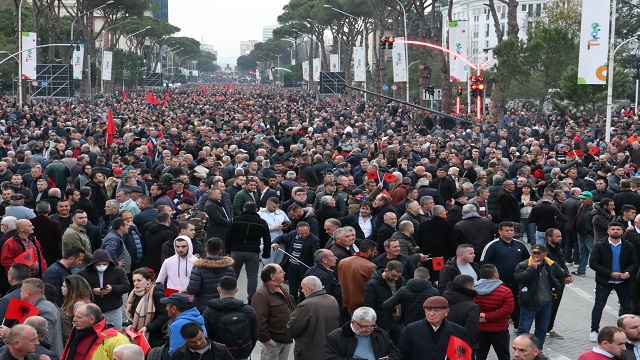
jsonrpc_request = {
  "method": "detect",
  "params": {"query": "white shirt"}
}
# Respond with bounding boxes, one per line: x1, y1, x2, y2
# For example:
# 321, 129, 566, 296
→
359, 215, 373, 238
258, 208, 289, 240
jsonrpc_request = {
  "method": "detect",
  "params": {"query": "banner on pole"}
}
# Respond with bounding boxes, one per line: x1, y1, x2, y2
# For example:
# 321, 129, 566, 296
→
21, 32, 37, 80
577, 0, 610, 84
353, 47, 366, 82
392, 37, 407, 82
255, 68, 261, 81
330, 54, 340, 72
102, 51, 113, 81
313, 58, 321, 81
72, 44, 85, 80
302, 61, 309, 81
448, 21, 468, 82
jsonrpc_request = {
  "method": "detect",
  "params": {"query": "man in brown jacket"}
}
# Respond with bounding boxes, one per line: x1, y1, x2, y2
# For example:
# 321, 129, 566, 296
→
287, 276, 340, 360
338, 239, 377, 315
252, 264, 295, 360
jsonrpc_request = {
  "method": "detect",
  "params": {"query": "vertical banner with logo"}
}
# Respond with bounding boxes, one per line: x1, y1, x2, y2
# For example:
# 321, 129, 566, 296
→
72, 44, 85, 80
577, 0, 610, 84
353, 46, 366, 82
392, 37, 407, 82
255, 69, 261, 81
302, 61, 309, 81
330, 54, 340, 72
448, 21, 468, 82
102, 51, 113, 81
313, 58, 321, 81
21, 32, 37, 80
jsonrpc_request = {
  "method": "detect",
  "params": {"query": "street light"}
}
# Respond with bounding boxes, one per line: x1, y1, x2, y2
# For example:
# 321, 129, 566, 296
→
71, 0, 114, 42
394, 0, 409, 102
125, 26, 151, 41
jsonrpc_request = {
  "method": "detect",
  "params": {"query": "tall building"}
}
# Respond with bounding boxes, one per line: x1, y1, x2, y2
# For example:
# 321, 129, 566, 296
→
153, 0, 168, 22
262, 25, 278, 42
442, 0, 547, 56
240, 40, 260, 56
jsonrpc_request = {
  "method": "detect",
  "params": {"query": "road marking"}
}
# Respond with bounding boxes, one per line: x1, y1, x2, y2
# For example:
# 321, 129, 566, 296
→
566, 284, 619, 317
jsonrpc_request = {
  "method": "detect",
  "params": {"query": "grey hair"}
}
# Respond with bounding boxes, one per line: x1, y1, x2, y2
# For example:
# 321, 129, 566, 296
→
420, 196, 433, 206
302, 276, 323, 291
352, 307, 377, 323
320, 195, 333, 206
24, 316, 47, 339
1, 216, 17, 230
462, 204, 477, 214
398, 220, 413, 232
105, 199, 119, 209
313, 249, 329, 264
462, 182, 474, 190
432, 205, 446, 216
333, 227, 350, 240
113, 344, 145, 360
286, 171, 297, 180
48, 188, 61, 197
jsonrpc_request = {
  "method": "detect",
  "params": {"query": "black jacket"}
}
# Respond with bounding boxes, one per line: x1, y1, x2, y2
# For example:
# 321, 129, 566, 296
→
41, 261, 72, 307
143, 222, 177, 274
364, 269, 407, 331
338, 214, 371, 241
204, 199, 231, 241
202, 298, 258, 356
382, 278, 439, 325
417, 216, 457, 273
187, 256, 236, 311
222, 212, 270, 258
77, 262, 130, 312
589, 239, 639, 285
438, 257, 481, 294
169, 340, 234, 360
304, 265, 343, 308
398, 319, 470, 360
87, 181, 109, 217
324, 322, 400, 360
453, 215, 498, 262
274, 231, 319, 268
514, 258, 565, 308
527, 200, 567, 232
497, 188, 520, 223
442, 282, 480, 349
299, 163, 319, 188
372, 253, 415, 280
374, 223, 396, 253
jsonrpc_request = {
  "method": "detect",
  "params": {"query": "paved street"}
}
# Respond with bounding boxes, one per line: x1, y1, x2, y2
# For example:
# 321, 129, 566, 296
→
233, 262, 620, 360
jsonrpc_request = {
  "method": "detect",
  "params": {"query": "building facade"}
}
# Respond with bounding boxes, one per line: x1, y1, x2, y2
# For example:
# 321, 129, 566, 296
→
262, 25, 278, 42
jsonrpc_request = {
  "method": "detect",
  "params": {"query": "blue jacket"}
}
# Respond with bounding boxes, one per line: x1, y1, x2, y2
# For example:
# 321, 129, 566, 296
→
304, 265, 343, 308
168, 307, 208, 355
41, 261, 72, 307
100, 229, 124, 264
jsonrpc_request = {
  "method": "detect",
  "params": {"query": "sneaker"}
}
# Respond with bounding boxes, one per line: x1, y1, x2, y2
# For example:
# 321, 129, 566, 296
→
572, 271, 586, 276
589, 331, 598, 342
548, 330, 564, 339
565, 262, 574, 266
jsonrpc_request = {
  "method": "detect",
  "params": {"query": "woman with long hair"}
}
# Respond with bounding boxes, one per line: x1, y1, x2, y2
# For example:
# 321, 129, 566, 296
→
126, 267, 168, 347
60, 275, 93, 341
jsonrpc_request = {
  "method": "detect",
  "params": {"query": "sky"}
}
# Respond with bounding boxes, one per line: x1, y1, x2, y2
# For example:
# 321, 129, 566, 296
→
167, 0, 291, 67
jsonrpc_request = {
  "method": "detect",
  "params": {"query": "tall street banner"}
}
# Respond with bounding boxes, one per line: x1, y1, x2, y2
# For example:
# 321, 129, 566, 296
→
255, 69, 261, 81
72, 44, 85, 80
21, 32, 37, 80
392, 37, 407, 82
448, 21, 468, 82
102, 51, 113, 81
577, 0, 610, 84
313, 58, 321, 81
302, 61, 309, 81
353, 47, 366, 82
330, 53, 340, 72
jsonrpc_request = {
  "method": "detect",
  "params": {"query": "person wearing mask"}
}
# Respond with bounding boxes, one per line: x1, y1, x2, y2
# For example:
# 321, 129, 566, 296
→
77, 249, 130, 330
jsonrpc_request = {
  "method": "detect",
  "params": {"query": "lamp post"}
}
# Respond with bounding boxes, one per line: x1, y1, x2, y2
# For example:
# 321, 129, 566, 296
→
393, 0, 409, 102
605, 32, 639, 142
124, 26, 151, 49
323, 5, 367, 100
168, 48, 182, 83
17, 0, 25, 107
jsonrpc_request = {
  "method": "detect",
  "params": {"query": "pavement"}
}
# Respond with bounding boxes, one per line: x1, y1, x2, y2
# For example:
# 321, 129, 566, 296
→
232, 262, 620, 360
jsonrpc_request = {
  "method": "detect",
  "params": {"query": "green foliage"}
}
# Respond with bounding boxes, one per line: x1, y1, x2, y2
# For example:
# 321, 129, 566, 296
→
236, 38, 295, 73
197, 51, 218, 73
121, 17, 180, 44
236, 55, 257, 73
112, 49, 145, 88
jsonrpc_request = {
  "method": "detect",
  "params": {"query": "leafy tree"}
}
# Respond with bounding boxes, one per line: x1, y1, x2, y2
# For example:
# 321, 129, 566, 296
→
236, 55, 257, 73
197, 51, 218, 73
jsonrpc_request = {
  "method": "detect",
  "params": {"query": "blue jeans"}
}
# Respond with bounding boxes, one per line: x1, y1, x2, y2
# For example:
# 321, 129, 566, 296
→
535, 231, 547, 245
577, 234, 594, 274
591, 282, 632, 332
518, 303, 551, 350
520, 219, 536, 244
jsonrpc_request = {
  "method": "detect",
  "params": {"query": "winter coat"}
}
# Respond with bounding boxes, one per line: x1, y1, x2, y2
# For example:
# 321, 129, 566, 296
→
143, 222, 177, 273
438, 257, 481, 294
232, 189, 259, 216
0, 234, 48, 277
60, 318, 130, 360
614, 190, 640, 215
398, 319, 470, 360
169, 340, 234, 360
61, 225, 93, 268
30, 214, 62, 266
497, 188, 520, 223
590, 239, 639, 286
157, 236, 197, 292
416, 216, 457, 275
473, 279, 515, 332
454, 213, 498, 262
338, 254, 377, 310
527, 200, 567, 232
224, 212, 271, 258
304, 265, 343, 308
364, 269, 407, 331
187, 255, 235, 311
287, 290, 340, 360
273, 231, 319, 269
204, 199, 231, 241
126, 283, 169, 348
87, 181, 109, 217
324, 322, 400, 360
202, 297, 258, 354
41, 261, 72, 307
442, 282, 480, 349
77, 252, 130, 312
372, 253, 415, 280
298, 163, 319, 188
514, 257, 565, 308
591, 203, 614, 242
252, 284, 296, 344
480, 238, 530, 286
382, 278, 439, 325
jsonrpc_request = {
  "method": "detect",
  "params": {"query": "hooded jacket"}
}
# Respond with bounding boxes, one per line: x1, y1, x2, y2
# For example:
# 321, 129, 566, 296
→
202, 298, 258, 357
442, 282, 480, 349
591, 203, 614, 242
473, 278, 514, 332
77, 249, 130, 312
168, 307, 208, 355
382, 278, 439, 325
157, 235, 197, 292
187, 255, 235, 311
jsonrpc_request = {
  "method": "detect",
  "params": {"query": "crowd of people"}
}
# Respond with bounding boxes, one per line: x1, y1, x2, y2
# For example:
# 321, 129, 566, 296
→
0, 82, 638, 360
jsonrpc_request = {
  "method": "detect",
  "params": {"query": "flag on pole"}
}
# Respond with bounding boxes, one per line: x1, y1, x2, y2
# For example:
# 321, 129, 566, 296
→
225, 83, 230, 92
162, 97, 167, 107
121, 88, 128, 101
201, 86, 207, 94
5, 298, 39, 323
13, 248, 36, 266
106, 109, 116, 145
383, 173, 397, 183
166, 89, 171, 100
145, 92, 158, 105
445, 335, 472, 360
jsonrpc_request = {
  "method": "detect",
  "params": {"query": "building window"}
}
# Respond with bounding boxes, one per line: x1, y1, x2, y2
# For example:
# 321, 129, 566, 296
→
536, 3, 542, 17
521, 4, 526, 11
501, 23, 506, 37
473, 24, 479, 39
528, 4, 533, 16
499, 5, 506, 19
485, 40, 490, 48
485, 24, 490, 37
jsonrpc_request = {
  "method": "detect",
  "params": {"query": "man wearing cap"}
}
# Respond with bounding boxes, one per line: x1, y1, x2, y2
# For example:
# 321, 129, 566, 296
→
544, 228, 573, 339
514, 243, 565, 349
177, 198, 209, 243
167, 178, 195, 207
445, 191, 467, 225
161, 292, 208, 355
399, 296, 471, 360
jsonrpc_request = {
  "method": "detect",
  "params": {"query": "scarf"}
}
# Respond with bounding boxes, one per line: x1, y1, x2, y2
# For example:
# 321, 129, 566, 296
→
527, 256, 555, 267
65, 326, 98, 360
126, 284, 156, 333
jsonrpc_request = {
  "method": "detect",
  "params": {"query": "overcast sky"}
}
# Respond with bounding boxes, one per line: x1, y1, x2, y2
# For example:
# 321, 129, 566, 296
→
168, 0, 290, 67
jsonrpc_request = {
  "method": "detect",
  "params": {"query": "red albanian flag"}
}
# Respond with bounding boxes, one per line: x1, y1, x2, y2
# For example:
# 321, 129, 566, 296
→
383, 172, 397, 183
432, 257, 445, 271
445, 335, 472, 360
145, 91, 159, 105
5, 298, 39, 323
121, 88, 128, 101
13, 248, 36, 266
106, 109, 116, 145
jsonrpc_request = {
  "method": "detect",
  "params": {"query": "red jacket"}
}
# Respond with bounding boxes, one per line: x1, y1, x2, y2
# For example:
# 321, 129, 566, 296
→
166, 189, 195, 201
472, 281, 514, 332
1, 235, 47, 277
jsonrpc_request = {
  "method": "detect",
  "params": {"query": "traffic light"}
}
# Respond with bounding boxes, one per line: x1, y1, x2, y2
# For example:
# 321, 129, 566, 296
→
457, 85, 463, 97
90, 63, 97, 88
426, 85, 434, 96
387, 37, 395, 49
469, 76, 486, 97
380, 36, 395, 49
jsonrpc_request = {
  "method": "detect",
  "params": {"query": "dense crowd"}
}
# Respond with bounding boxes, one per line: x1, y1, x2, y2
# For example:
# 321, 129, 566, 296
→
0, 82, 639, 360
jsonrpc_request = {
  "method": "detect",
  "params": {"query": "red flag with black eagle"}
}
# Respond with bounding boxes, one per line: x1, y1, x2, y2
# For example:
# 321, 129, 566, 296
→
106, 109, 116, 145
13, 248, 36, 266
5, 298, 39, 323
445, 335, 472, 360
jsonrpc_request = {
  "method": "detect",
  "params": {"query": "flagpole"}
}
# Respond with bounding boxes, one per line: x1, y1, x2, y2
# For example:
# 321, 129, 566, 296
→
274, 247, 311, 269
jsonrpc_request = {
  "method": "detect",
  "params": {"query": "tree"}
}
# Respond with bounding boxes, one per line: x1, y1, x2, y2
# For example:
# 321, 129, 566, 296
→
197, 51, 218, 73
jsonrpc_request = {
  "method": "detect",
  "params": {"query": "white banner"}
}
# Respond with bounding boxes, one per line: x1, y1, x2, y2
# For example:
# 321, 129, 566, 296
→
256, 68, 261, 81
72, 44, 85, 80
302, 61, 309, 81
330, 53, 340, 72
313, 58, 321, 82
21, 32, 37, 80
577, 0, 610, 84
392, 37, 407, 82
448, 21, 468, 82
353, 46, 366, 82
102, 51, 113, 81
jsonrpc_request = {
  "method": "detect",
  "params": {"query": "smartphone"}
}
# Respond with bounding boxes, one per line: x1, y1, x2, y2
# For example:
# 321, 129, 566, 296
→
100, 287, 107, 291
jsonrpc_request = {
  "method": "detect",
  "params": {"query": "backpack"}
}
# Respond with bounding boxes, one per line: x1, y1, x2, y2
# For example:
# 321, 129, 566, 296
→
214, 306, 254, 359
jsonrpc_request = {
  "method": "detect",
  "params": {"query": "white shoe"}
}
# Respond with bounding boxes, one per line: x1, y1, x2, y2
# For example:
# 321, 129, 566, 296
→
589, 331, 598, 342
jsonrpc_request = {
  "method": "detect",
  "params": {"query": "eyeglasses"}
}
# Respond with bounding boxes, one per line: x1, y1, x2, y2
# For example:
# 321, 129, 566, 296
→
353, 320, 376, 330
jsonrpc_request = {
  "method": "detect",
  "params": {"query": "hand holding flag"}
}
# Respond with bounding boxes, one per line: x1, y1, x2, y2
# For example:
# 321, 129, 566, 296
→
5, 298, 39, 323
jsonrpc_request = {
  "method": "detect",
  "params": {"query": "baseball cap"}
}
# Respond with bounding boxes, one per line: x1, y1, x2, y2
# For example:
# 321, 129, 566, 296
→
160, 293, 189, 307
579, 191, 593, 199
531, 244, 547, 253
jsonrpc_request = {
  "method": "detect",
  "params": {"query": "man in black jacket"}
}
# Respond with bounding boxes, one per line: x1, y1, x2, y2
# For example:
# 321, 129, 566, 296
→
170, 321, 234, 360
187, 238, 235, 312
438, 244, 481, 294
527, 194, 567, 245
273, 222, 319, 303
225, 202, 271, 304
304, 249, 343, 308
589, 222, 639, 342
382, 267, 439, 325
442, 275, 480, 352
544, 228, 573, 339
364, 260, 407, 345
